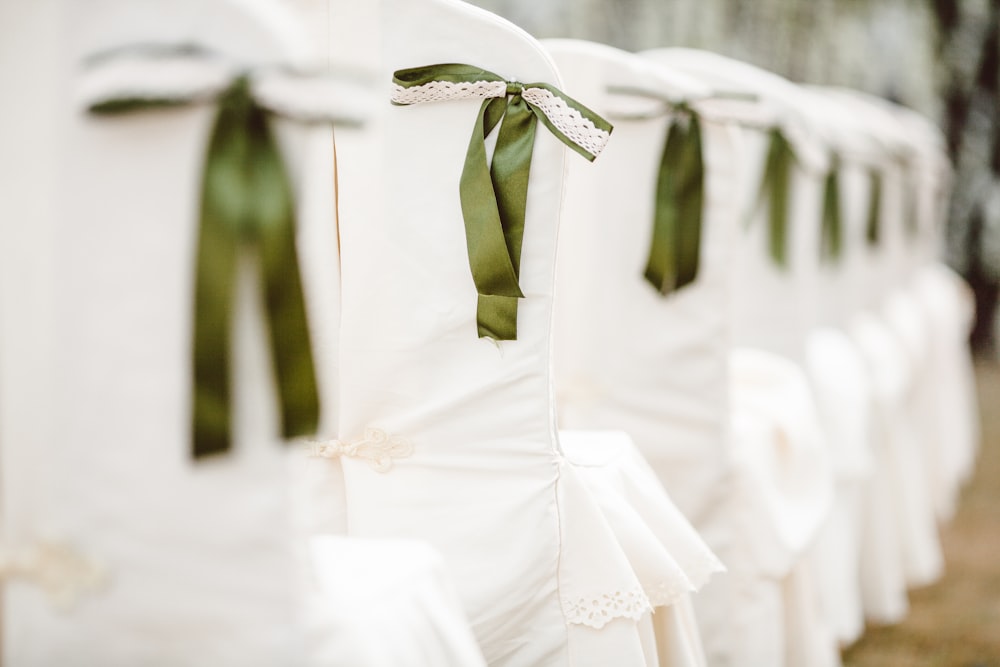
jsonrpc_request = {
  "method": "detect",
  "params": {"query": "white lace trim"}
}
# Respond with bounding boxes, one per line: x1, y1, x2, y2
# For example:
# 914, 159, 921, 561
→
392, 81, 611, 158
391, 80, 508, 105
0, 541, 107, 609
520, 87, 611, 158
562, 587, 653, 629
306, 427, 413, 472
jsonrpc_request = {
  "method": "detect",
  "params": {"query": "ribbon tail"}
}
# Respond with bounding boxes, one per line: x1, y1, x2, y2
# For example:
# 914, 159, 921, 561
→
644, 120, 683, 293
820, 158, 843, 263
482, 94, 537, 338
645, 115, 704, 294
763, 128, 792, 268
673, 115, 704, 290
250, 109, 321, 440
460, 97, 525, 341
191, 101, 242, 458
866, 167, 883, 245
901, 161, 919, 239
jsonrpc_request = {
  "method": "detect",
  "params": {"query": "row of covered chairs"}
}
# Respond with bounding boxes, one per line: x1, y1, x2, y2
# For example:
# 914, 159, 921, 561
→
0, 0, 978, 665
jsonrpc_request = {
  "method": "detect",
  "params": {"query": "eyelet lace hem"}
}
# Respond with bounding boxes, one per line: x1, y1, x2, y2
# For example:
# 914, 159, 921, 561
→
562, 587, 653, 629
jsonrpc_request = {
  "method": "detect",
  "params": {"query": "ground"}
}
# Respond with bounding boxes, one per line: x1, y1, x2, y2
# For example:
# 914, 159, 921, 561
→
844, 362, 1000, 667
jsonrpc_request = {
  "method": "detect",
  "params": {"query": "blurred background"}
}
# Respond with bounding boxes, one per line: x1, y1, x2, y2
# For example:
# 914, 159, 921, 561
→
472, 0, 1000, 358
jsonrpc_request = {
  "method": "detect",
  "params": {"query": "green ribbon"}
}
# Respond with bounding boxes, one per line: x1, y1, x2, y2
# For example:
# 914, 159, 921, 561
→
644, 108, 705, 294
392, 64, 612, 340
899, 157, 920, 239
90, 75, 320, 458
866, 167, 883, 246
819, 153, 843, 263
754, 128, 796, 268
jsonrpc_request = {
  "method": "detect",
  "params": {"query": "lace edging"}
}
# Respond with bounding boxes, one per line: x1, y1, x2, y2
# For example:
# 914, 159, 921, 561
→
647, 554, 727, 608
391, 80, 507, 105
562, 587, 653, 629
521, 87, 611, 158
390, 80, 611, 159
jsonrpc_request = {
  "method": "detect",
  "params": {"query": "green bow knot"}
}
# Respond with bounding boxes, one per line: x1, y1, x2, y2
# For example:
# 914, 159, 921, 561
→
753, 127, 797, 268
391, 63, 613, 340
820, 153, 843, 263
87, 52, 330, 459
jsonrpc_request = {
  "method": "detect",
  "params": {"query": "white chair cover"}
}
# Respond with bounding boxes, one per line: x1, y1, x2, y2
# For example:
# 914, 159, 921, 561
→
643, 48, 832, 365
913, 263, 979, 520
893, 102, 979, 521
794, 87, 884, 646
2, 1, 351, 664
643, 49, 841, 667
803, 327, 871, 645
325, 2, 721, 664
826, 91, 946, 594
544, 37, 726, 550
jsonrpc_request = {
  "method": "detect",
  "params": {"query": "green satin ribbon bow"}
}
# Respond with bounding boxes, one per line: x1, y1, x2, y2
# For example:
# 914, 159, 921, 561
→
391, 63, 613, 340
866, 167, 883, 246
90, 74, 320, 458
820, 153, 843, 263
644, 107, 704, 294
754, 128, 796, 268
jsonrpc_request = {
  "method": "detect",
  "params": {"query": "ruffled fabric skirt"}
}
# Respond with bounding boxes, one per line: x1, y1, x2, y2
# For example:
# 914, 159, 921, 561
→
726, 348, 838, 667
303, 427, 722, 667
913, 264, 979, 522
848, 308, 942, 623
560, 430, 724, 666
804, 328, 874, 646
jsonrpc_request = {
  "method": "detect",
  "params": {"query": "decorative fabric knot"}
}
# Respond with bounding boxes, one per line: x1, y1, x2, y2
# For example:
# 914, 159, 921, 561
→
307, 427, 414, 473
0, 541, 108, 610
391, 63, 613, 340
80, 44, 368, 459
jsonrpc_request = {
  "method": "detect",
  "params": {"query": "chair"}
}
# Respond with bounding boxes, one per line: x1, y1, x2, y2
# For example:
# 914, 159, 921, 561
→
643, 48, 841, 667
325, 2, 720, 663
